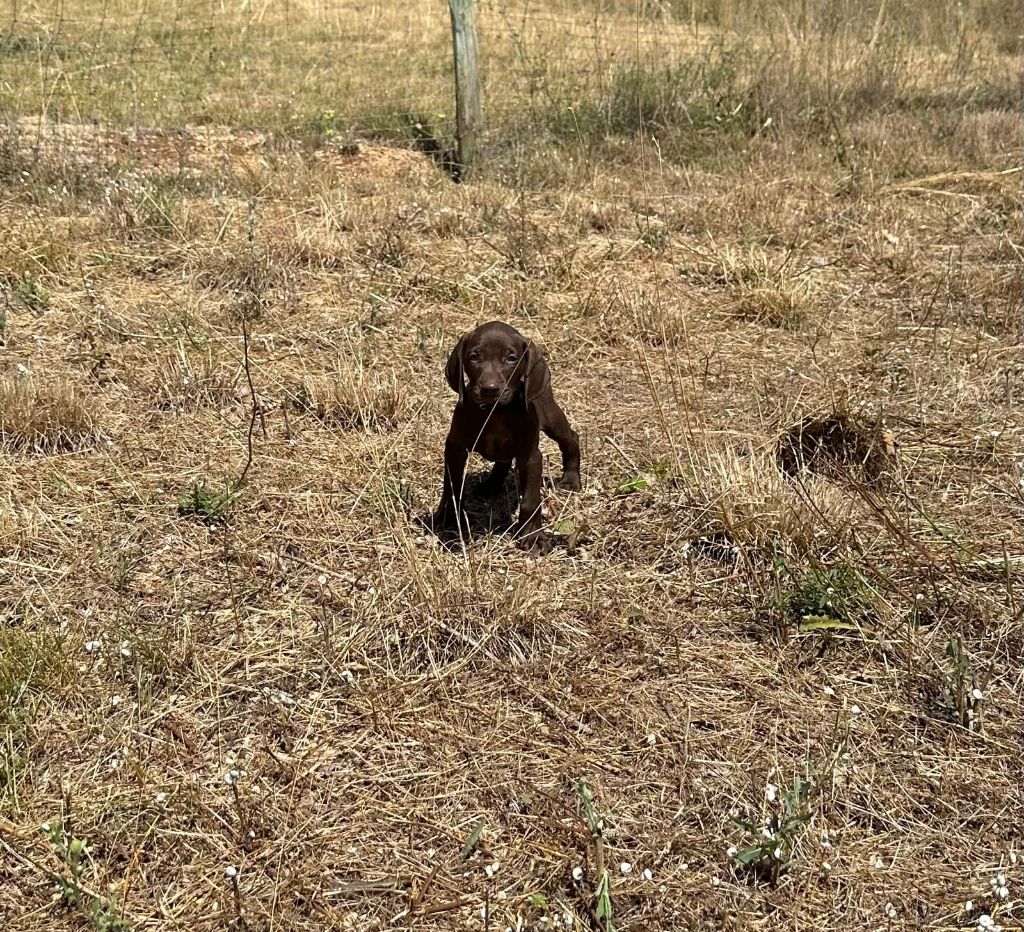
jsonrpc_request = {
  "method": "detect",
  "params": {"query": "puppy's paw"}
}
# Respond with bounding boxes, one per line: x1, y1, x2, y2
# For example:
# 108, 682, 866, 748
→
429, 506, 467, 536
514, 519, 552, 556
556, 471, 582, 492
516, 530, 553, 557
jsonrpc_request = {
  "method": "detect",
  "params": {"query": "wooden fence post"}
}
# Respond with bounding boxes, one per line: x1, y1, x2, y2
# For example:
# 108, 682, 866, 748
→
448, 0, 480, 179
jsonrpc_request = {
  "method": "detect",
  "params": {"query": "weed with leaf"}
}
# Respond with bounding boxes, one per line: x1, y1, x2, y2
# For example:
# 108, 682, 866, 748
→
728, 770, 814, 885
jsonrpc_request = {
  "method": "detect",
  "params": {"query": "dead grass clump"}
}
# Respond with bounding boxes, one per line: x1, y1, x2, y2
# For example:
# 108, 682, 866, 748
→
0, 378, 98, 453
102, 176, 183, 241
586, 201, 626, 234
493, 280, 542, 320
0, 223, 75, 284
733, 280, 816, 330
356, 225, 410, 272
190, 246, 295, 312
681, 245, 821, 329
273, 226, 348, 271
407, 203, 471, 238
684, 444, 866, 558
363, 554, 570, 672
776, 413, 895, 486
152, 346, 239, 412
0, 496, 27, 553
294, 367, 404, 432
627, 290, 689, 347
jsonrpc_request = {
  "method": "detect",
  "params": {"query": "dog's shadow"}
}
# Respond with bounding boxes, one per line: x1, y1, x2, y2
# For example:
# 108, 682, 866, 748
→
419, 471, 519, 548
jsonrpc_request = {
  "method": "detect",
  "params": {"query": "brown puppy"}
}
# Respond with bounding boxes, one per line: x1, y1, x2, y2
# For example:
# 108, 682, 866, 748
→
434, 321, 581, 550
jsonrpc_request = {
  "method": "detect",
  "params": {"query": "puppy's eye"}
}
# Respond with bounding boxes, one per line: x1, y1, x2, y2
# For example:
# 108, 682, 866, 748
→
467, 352, 480, 362
505, 354, 518, 363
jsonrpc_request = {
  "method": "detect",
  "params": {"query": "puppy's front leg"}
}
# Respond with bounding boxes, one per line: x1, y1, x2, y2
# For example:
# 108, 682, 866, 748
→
515, 446, 547, 552
434, 432, 469, 530
480, 460, 512, 498
542, 402, 581, 491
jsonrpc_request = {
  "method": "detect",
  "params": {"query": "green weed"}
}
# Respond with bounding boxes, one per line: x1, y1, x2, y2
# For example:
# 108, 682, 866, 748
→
177, 479, 243, 525
41, 819, 132, 931
575, 777, 615, 932
941, 636, 983, 731
774, 562, 869, 632
729, 770, 813, 884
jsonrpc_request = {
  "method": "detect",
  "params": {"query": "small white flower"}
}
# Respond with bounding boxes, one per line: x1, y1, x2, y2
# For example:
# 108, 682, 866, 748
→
120, 641, 133, 658
993, 874, 1006, 887
110, 694, 122, 707
14, 363, 29, 379
646, 733, 656, 746
710, 876, 720, 887
821, 832, 832, 850
571, 866, 583, 882
484, 861, 500, 878
84, 640, 101, 654
224, 769, 246, 786
761, 827, 776, 840
823, 685, 836, 696
884, 902, 897, 919
972, 688, 984, 701
915, 593, 924, 602
341, 669, 355, 684
155, 792, 167, 805
978, 915, 995, 930
995, 886, 1009, 900
773, 847, 782, 860
964, 901, 973, 913
641, 868, 653, 881
317, 574, 328, 586
765, 783, 777, 802
619, 862, 632, 875
822, 861, 832, 871
726, 846, 738, 858
870, 854, 885, 869
225, 866, 238, 880
40, 822, 51, 833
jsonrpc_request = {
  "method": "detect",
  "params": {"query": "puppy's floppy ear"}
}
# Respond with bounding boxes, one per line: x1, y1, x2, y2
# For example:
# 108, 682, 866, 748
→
522, 341, 551, 404
445, 336, 466, 396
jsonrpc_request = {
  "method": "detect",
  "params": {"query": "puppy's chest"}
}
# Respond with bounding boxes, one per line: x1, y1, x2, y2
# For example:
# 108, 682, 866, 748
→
464, 411, 533, 461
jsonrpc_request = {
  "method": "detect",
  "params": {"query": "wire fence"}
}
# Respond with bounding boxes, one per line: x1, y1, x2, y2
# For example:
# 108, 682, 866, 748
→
0, 0, 1014, 167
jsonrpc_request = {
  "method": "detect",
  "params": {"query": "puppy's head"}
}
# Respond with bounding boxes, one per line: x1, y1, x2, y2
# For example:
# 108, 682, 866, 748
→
445, 321, 549, 407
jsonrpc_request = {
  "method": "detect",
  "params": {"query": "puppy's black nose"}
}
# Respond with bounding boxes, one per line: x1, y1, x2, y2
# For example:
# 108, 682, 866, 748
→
477, 382, 501, 401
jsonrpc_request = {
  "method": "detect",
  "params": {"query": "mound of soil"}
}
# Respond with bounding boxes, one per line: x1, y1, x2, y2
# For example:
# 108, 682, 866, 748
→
776, 413, 895, 485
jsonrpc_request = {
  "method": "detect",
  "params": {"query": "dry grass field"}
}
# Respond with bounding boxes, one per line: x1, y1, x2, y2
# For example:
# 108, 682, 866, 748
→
1, 1, 1022, 930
